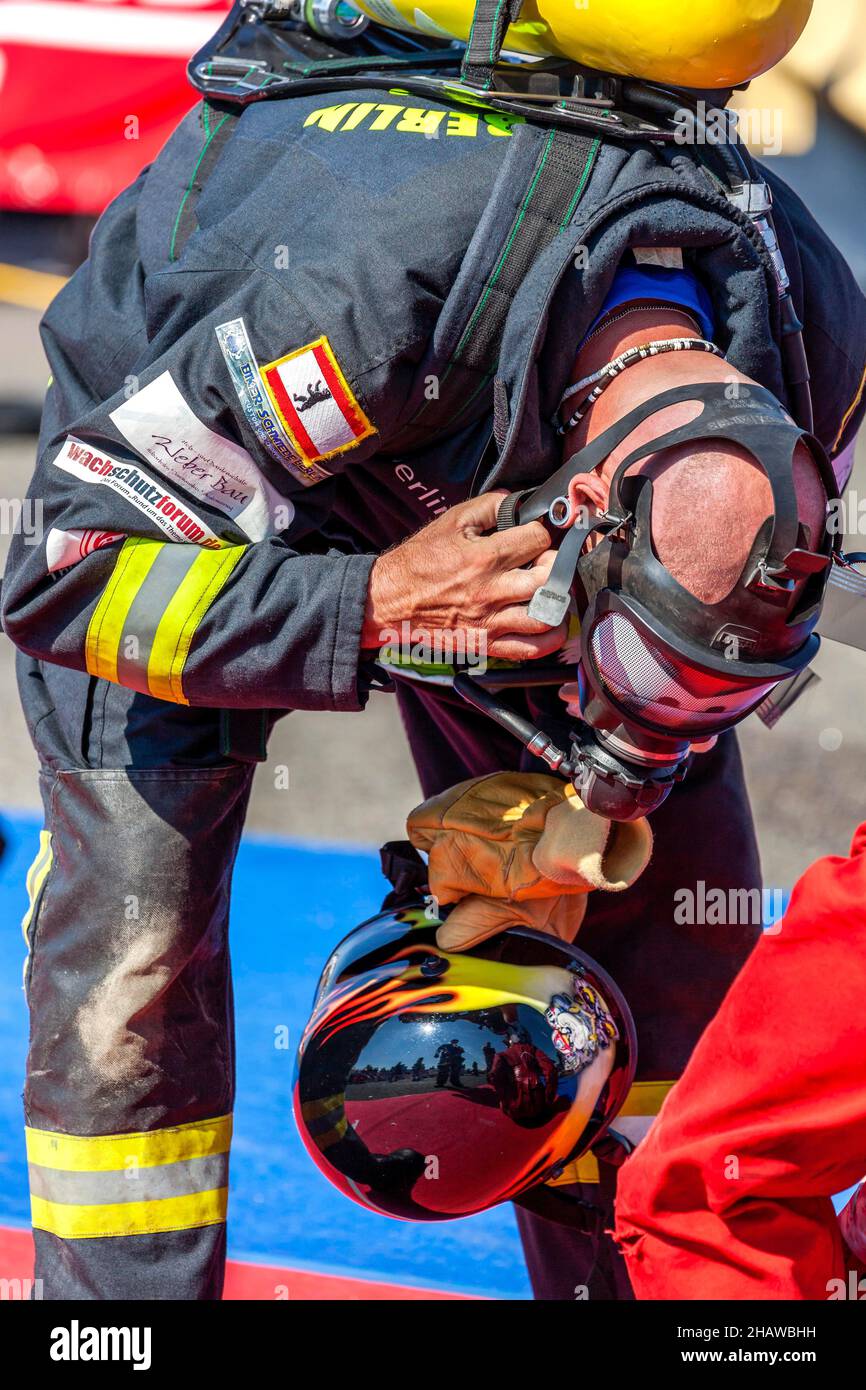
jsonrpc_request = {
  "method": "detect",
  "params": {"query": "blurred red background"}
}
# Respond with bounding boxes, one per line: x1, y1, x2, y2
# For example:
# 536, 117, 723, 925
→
0, 0, 230, 213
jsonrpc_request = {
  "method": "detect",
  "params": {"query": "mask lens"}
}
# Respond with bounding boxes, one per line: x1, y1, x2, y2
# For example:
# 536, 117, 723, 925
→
588, 611, 779, 733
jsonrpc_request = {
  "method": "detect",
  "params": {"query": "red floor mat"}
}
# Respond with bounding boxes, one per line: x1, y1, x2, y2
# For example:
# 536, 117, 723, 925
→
0, 1225, 474, 1300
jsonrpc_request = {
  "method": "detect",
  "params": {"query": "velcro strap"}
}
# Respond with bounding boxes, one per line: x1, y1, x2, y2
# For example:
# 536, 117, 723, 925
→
458, 129, 600, 379
402, 126, 600, 448
496, 489, 532, 530
220, 708, 269, 763
170, 101, 238, 263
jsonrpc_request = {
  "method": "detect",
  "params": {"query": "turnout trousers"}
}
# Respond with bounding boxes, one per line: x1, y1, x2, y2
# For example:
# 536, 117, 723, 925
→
18, 661, 760, 1300
18, 655, 255, 1299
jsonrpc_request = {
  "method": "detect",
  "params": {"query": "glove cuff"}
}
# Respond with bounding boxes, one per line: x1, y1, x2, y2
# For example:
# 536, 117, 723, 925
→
531, 796, 652, 891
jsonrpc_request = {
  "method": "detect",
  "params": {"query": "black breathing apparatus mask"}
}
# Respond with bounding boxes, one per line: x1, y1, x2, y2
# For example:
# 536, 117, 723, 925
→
454, 382, 840, 821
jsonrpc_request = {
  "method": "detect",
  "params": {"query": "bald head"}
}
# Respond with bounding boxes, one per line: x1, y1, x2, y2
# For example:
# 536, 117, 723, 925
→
563, 317, 828, 605
636, 438, 826, 603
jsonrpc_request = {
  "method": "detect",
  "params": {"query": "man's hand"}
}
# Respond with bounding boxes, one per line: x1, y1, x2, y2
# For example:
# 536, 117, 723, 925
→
362, 492, 566, 661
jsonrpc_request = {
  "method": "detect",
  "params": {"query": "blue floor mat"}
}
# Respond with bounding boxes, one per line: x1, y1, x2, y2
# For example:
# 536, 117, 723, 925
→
0, 811, 530, 1298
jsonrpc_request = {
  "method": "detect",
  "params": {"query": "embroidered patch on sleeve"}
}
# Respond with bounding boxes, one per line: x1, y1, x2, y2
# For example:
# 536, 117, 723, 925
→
260, 337, 376, 466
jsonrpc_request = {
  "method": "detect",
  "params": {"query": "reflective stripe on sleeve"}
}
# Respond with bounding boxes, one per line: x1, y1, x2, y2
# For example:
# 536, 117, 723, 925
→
85, 538, 247, 704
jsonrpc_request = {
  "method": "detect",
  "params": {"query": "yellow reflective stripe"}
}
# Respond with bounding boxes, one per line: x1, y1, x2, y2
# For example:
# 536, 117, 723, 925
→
21, 830, 53, 946
833, 359, 866, 453
618, 1080, 675, 1118
547, 1081, 677, 1187
147, 545, 246, 705
25, 1114, 232, 1173
84, 539, 246, 706
314, 1115, 348, 1150
24, 830, 52, 904
31, 1187, 227, 1239
300, 1094, 344, 1120
85, 537, 161, 686
302, 1094, 348, 1148
548, 1151, 600, 1187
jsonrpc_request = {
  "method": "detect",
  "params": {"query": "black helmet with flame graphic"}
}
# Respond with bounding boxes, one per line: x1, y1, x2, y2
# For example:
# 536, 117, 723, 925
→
294, 906, 636, 1222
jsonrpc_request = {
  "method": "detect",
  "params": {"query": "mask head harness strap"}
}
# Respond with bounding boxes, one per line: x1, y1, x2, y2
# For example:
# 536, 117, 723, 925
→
507, 382, 840, 650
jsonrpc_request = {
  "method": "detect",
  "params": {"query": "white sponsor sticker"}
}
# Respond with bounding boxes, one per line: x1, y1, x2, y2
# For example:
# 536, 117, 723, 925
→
109, 373, 294, 541
45, 526, 124, 573
52, 437, 224, 548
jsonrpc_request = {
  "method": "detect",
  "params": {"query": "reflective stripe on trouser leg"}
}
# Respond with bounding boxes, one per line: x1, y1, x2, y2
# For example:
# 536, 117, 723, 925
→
21, 829, 53, 988
548, 1080, 677, 1186
26, 1115, 231, 1238
24, 759, 254, 1299
299, 1094, 348, 1151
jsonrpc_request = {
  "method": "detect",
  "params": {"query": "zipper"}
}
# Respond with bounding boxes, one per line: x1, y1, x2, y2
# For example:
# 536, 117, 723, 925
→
580, 301, 703, 349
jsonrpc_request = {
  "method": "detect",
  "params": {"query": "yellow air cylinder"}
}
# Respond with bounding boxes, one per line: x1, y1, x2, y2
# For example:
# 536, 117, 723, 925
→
353, 0, 813, 90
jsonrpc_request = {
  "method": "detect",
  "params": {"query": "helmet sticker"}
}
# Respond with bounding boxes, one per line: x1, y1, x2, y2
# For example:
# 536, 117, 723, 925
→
545, 987, 619, 1073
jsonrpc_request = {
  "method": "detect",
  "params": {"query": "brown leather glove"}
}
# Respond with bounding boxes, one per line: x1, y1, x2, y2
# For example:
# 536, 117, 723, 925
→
407, 772, 652, 951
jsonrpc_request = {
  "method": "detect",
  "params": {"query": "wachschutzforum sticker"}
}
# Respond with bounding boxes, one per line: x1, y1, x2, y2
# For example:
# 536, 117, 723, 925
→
261, 336, 377, 467
52, 437, 223, 549
216, 318, 330, 487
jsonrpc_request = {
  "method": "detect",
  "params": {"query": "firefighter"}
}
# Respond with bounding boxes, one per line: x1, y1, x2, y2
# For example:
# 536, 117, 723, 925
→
3, 0, 864, 1299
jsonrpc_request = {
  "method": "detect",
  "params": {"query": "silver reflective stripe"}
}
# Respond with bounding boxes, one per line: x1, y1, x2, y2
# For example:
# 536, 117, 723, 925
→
113, 544, 200, 693
28, 1151, 229, 1205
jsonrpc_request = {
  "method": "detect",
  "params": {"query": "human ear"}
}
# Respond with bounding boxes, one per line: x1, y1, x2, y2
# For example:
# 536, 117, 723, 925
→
566, 471, 608, 526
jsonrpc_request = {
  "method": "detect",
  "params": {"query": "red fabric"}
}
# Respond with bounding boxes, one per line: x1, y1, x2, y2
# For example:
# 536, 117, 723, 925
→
0, 3, 229, 214
615, 822, 866, 1300
490, 1042, 558, 1120
344, 1085, 569, 1216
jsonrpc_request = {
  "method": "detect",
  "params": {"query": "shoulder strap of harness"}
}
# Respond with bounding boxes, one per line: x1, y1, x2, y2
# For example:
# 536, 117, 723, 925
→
461, 0, 524, 91
168, 99, 241, 264
399, 124, 602, 447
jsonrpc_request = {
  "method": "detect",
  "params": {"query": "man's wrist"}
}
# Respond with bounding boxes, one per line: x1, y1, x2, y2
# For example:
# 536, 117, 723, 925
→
361, 554, 393, 649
